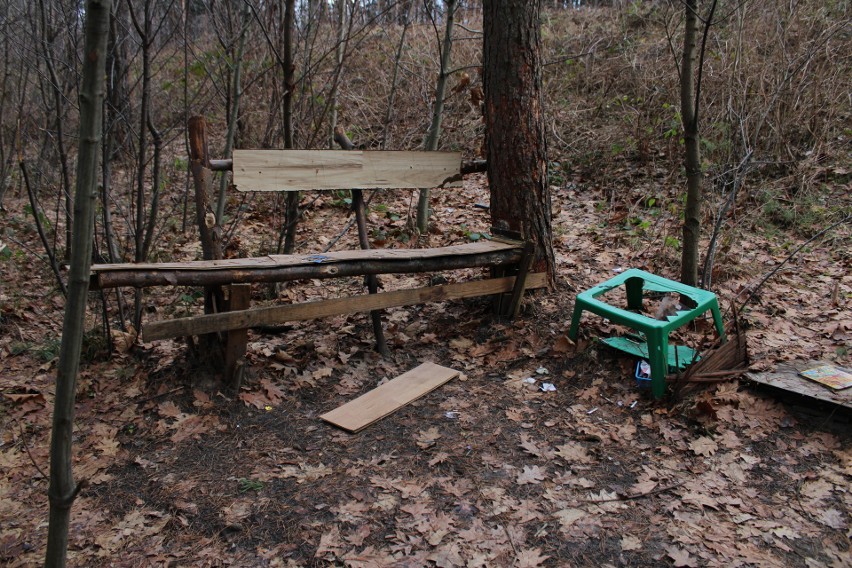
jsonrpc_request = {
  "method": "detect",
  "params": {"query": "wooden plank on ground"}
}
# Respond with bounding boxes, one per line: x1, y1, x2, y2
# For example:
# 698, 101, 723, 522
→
744, 361, 852, 411
143, 272, 548, 341
320, 362, 460, 432
233, 150, 463, 192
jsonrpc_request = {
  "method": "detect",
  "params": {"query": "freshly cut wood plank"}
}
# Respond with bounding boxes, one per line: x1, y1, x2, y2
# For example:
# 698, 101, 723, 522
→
320, 362, 460, 432
143, 272, 548, 340
233, 150, 463, 192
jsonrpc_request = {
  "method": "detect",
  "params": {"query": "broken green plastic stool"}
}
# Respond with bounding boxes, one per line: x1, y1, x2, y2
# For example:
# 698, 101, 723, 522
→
602, 336, 699, 370
568, 269, 726, 399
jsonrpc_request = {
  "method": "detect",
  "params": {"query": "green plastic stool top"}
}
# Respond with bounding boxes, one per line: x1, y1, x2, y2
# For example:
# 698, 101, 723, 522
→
568, 269, 726, 399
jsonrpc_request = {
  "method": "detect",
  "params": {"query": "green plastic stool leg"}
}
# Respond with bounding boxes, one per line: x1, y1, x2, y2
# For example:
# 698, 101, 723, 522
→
625, 276, 644, 311
647, 329, 668, 399
568, 301, 585, 340
709, 299, 726, 341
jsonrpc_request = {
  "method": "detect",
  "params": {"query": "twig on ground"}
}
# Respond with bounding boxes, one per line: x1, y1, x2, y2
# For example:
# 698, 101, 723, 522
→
737, 215, 851, 311
12, 417, 48, 480
134, 386, 187, 405
581, 480, 685, 504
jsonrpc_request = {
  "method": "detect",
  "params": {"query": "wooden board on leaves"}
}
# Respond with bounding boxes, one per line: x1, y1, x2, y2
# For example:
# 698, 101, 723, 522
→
320, 362, 460, 433
745, 361, 852, 410
233, 150, 463, 192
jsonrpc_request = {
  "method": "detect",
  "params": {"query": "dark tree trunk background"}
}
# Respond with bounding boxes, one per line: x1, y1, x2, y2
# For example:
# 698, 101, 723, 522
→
483, 0, 555, 281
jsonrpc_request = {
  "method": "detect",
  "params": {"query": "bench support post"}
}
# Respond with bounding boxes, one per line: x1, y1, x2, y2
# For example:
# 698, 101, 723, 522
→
505, 241, 535, 318
224, 284, 250, 389
352, 188, 389, 356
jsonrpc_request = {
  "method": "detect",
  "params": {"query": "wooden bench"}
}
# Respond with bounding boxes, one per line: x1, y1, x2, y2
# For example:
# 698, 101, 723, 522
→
90, 120, 547, 383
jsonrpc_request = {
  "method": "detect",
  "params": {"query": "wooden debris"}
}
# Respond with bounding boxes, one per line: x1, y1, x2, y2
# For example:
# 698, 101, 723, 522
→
669, 314, 749, 389
744, 362, 852, 411
320, 362, 460, 433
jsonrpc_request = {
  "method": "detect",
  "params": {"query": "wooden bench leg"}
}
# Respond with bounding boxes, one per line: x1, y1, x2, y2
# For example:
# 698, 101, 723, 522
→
352, 188, 389, 356
505, 241, 535, 318
224, 284, 250, 389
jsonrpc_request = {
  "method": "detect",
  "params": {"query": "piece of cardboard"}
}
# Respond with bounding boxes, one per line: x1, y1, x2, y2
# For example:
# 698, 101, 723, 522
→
320, 362, 459, 433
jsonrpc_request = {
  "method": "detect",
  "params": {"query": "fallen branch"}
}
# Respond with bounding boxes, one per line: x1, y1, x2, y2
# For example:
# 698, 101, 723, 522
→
580, 481, 685, 504
13, 417, 47, 480
738, 214, 851, 311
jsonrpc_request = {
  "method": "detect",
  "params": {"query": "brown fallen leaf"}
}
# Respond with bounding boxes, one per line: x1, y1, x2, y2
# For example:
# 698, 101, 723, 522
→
260, 378, 286, 405
345, 524, 372, 547
239, 390, 269, 410
620, 535, 642, 551
550, 335, 575, 355
449, 337, 474, 351
515, 547, 551, 567
157, 400, 183, 419
516, 465, 546, 485
3, 392, 45, 414
416, 427, 442, 449
112, 326, 137, 354
519, 433, 554, 459
553, 508, 586, 532
426, 542, 464, 568
312, 366, 334, 380
666, 546, 698, 567
688, 436, 718, 457
315, 525, 345, 559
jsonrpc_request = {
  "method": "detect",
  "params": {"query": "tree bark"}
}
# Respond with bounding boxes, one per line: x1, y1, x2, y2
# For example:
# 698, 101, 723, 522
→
37, 0, 74, 261
215, 1, 251, 224
680, 0, 717, 287
680, 0, 700, 287
483, 0, 555, 281
128, 0, 153, 329
45, 2, 111, 566
281, 0, 299, 254
334, 125, 389, 355
90, 247, 527, 290
417, 0, 457, 233
381, 2, 413, 150
329, 0, 347, 149
188, 115, 225, 369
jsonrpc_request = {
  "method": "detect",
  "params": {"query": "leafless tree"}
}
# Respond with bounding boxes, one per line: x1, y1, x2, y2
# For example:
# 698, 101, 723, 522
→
45, 2, 110, 566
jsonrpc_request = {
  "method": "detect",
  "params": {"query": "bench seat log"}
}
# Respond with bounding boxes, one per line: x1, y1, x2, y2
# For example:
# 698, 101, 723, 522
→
89, 240, 525, 290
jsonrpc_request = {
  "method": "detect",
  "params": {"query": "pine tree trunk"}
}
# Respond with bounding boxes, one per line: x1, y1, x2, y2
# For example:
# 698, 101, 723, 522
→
483, 0, 555, 281
45, 2, 111, 566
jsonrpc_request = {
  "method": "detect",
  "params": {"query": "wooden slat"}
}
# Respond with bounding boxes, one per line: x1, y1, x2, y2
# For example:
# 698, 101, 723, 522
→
745, 362, 852, 410
320, 362, 460, 433
143, 272, 548, 341
91, 240, 520, 273
232, 150, 463, 192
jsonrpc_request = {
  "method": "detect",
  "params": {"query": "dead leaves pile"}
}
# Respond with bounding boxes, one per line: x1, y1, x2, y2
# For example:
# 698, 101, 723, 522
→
0, 143, 849, 566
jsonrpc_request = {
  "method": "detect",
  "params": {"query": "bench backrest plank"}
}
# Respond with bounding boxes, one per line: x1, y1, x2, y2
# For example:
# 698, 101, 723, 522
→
232, 150, 463, 192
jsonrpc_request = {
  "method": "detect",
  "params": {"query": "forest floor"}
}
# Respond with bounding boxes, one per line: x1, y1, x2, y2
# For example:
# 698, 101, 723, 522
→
1, 166, 851, 567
